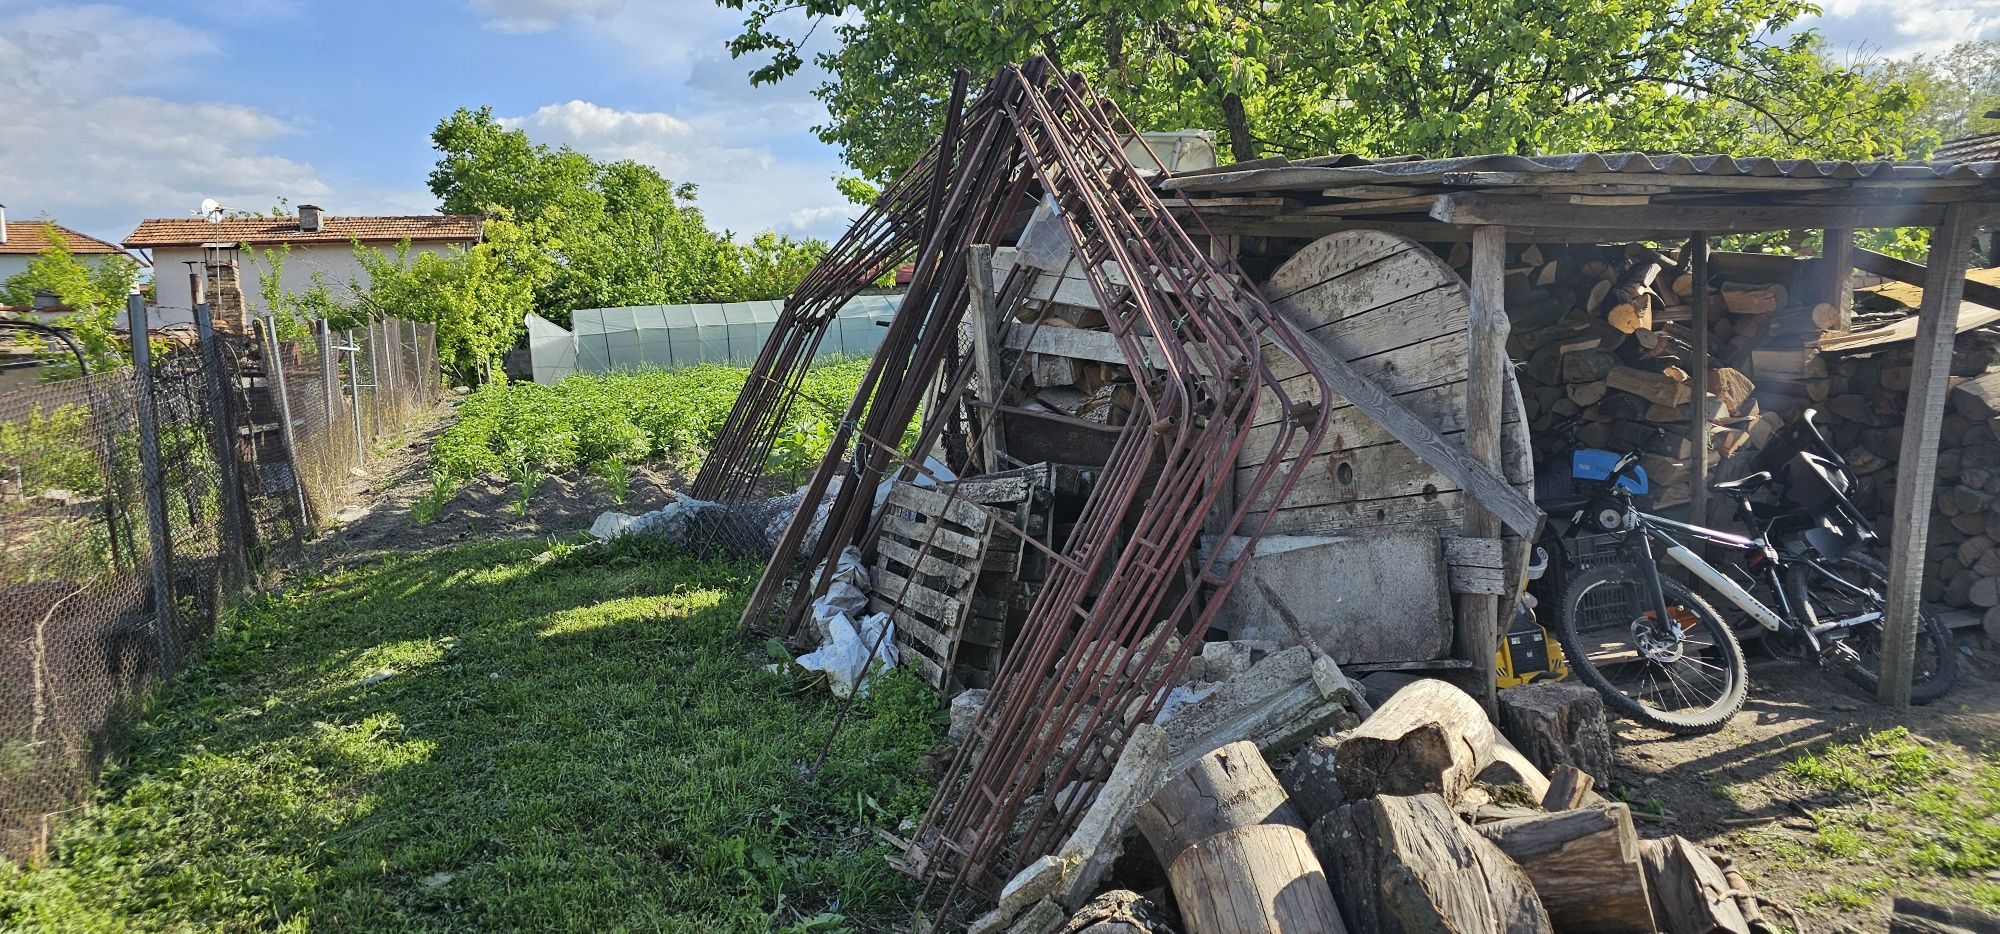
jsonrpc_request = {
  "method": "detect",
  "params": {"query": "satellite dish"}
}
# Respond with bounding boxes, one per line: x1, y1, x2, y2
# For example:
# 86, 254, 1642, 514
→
198, 198, 224, 223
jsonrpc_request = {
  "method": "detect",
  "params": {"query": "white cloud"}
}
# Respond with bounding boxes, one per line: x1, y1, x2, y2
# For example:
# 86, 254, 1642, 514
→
1803, 0, 2000, 57
0, 3, 330, 243
501, 100, 857, 240
466, 0, 625, 34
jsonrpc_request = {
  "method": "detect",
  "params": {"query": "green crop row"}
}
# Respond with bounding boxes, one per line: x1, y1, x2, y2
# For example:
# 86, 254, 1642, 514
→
428, 359, 873, 504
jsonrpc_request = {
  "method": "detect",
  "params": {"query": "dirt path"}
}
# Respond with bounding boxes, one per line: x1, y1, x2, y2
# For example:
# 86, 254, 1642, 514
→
1614, 640, 2000, 932
308, 399, 690, 563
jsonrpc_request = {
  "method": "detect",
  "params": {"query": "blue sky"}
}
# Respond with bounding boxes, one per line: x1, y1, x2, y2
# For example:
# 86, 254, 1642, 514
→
1, 0, 1992, 249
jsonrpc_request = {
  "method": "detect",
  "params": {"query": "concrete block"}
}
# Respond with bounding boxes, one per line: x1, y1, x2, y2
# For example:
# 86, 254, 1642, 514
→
1210, 531, 1454, 663
1158, 645, 1365, 776
1055, 723, 1170, 910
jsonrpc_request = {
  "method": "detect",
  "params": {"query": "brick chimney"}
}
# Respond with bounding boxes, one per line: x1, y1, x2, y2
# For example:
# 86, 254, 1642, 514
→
299, 203, 323, 233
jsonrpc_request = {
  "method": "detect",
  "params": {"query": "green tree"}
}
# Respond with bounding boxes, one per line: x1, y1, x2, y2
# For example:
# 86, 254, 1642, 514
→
1874, 40, 2000, 152
0, 224, 141, 375
353, 218, 550, 380
719, 0, 1921, 183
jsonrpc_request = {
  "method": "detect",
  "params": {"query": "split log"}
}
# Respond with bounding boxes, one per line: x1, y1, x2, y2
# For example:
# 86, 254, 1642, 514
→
1281, 733, 1348, 825
1495, 681, 1615, 780
1477, 733, 1553, 804
1640, 836, 1750, 934
1476, 803, 1656, 933
1719, 282, 1787, 315
1313, 793, 1552, 934
1606, 365, 1692, 407
1168, 824, 1347, 934
1889, 897, 2000, 934
1135, 740, 1303, 868
1330, 678, 1496, 805
1542, 764, 1601, 811
1057, 890, 1180, 934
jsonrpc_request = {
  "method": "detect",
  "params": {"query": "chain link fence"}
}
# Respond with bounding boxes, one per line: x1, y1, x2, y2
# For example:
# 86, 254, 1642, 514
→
0, 309, 437, 860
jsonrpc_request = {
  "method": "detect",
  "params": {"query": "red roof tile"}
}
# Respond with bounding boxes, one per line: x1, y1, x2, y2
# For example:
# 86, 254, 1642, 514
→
0, 222, 128, 256
123, 214, 484, 248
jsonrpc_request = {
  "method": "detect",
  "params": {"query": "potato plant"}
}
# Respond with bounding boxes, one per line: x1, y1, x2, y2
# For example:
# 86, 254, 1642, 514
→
425, 359, 870, 511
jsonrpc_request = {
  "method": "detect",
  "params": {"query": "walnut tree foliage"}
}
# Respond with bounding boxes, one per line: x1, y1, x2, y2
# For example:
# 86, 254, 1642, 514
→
718, 0, 1922, 184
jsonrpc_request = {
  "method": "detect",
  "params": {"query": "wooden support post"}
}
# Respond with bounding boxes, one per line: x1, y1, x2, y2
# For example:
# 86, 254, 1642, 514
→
965, 245, 1007, 473
1460, 224, 1509, 717
1881, 203, 1974, 707
1206, 234, 1240, 539
1822, 228, 1854, 330
1687, 234, 1711, 534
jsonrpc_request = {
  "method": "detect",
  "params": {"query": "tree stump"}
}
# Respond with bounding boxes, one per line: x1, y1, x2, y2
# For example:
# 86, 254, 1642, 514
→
1167, 824, 1346, 934
1057, 890, 1181, 934
1496, 682, 1614, 780
1135, 740, 1303, 868
1639, 836, 1749, 934
1280, 733, 1346, 824
1330, 678, 1496, 805
1476, 803, 1656, 932
1311, 793, 1552, 934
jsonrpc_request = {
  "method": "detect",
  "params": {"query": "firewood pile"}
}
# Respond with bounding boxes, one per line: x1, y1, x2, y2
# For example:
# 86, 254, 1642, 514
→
972, 673, 1775, 934
1497, 243, 1840, 509
1823, 334, 2000, 635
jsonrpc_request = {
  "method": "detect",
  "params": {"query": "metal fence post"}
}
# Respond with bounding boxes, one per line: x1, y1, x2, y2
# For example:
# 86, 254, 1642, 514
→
192, 287, 252, 589
128, 294, 176, 664
259, 315, 314, 531
343, 328, 364, 467
367, 318, 382, 441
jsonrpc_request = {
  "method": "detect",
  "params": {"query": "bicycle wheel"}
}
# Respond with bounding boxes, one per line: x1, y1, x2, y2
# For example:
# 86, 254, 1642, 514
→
1555, 563, 1748, 735
1785, 553, 1958, 704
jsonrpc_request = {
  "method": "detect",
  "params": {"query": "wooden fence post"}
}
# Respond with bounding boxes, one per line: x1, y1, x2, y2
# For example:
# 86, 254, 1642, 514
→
128, 293, 176, 663
1880, 204, 1973, 706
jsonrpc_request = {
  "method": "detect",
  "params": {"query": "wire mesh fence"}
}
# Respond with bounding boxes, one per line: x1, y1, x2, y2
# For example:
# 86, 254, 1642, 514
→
0, 309, 437, 860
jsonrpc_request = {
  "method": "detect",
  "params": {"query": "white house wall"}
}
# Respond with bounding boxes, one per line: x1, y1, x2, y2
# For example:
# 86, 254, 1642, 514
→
147, 241, 465, 315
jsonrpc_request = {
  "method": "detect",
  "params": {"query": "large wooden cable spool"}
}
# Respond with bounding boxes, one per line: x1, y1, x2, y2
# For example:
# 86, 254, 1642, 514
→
1240, 229, 1533, 536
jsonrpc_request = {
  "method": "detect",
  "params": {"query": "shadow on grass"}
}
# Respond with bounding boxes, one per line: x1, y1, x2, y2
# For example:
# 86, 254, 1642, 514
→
1, 537, 942, 933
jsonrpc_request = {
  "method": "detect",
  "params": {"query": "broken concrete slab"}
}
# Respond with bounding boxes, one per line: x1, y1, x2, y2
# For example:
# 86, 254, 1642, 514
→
1054, 723, 1170, 910
1158, 645, 1365, 777
968, 853, 1076, 934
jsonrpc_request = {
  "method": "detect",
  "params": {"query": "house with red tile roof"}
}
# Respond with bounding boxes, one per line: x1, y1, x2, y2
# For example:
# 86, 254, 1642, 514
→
0, 205, 137, 281
124, 204, 483, 316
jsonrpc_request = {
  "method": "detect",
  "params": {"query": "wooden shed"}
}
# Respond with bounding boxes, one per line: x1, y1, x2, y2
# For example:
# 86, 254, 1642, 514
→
1161, 150, 2000, 706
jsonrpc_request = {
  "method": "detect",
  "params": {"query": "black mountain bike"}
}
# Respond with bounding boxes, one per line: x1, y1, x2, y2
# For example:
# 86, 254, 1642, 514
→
1548, 411, 1959, 735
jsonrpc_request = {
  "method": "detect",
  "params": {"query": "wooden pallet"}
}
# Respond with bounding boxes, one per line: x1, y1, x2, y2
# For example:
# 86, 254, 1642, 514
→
872, 481, 996, 689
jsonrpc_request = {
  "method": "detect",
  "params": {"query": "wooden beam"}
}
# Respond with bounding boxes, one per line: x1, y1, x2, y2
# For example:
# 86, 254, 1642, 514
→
1822, 229, 1855, 330
1440, 171, 1850, 192
1880, 202, 1975, 707
1176, 213, 1675, 243
1687, 235, 1712, 537
1431, 193, 1964, 233
1851, 245, 2000, 309
965, 245, 1007, 473
1459, 224, 1510, 717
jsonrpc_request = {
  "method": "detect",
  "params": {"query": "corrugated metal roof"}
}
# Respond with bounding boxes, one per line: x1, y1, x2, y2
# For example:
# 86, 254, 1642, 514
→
1161, 151, 2000, 193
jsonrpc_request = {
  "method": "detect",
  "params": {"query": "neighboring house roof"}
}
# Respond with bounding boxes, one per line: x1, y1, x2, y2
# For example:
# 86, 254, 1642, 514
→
1936, 131, 2000, 163
0, 221, 128, 256
123, 215, 484, 248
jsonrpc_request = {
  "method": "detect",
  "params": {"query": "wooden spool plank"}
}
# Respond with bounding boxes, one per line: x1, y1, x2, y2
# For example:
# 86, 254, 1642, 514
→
1244, 229, 1531, 539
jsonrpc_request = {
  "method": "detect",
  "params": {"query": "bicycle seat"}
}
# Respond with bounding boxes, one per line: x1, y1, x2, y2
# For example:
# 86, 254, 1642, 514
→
1711, 472, 1773, 498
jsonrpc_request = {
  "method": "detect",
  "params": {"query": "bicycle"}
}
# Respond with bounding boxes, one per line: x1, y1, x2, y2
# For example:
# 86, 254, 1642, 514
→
1548, 410, 1959, 735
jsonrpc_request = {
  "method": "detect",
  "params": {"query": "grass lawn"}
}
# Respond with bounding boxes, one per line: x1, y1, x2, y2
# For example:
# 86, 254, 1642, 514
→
0, 537, 942, 932
1742, 726, 2000, 917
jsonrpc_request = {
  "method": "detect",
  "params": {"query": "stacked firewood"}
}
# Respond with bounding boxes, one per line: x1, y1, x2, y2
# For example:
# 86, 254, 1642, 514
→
1120, 678, 1769, 933
1005, 301, 1139, 428
1824, 334, 2000, 632
1496, 243, 1837, 509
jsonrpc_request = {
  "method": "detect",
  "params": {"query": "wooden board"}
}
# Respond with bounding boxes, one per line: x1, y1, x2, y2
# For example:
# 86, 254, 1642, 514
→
1243, 229, 1533, 537
869, 480, 997, 690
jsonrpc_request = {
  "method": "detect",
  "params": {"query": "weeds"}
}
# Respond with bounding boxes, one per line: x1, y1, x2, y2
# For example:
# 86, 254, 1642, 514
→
408, 471, 456, 526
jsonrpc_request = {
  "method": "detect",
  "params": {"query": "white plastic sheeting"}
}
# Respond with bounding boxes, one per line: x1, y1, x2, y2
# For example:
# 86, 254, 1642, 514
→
795, 547, 897, 697
527, 292, 905, 383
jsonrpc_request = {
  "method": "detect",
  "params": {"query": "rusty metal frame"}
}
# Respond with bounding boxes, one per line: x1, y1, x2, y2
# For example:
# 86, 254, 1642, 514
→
689, 60, 1343, 924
